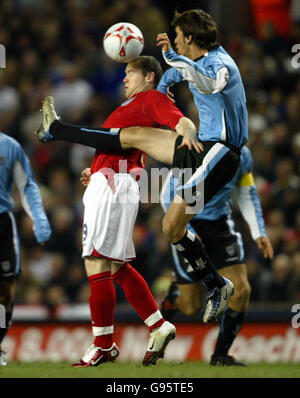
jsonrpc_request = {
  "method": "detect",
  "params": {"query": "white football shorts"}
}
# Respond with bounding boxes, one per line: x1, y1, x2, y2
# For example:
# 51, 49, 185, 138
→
82, 171, 140, 263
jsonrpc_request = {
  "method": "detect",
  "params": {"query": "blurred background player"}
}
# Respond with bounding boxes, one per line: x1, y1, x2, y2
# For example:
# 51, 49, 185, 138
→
160, 145, 274, 366
0, 131, 51, 366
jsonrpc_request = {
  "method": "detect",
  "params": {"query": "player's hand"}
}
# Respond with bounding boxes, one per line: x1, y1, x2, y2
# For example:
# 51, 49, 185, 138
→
80, 168, 91, 186
156, 33, 172, 52
256, 236, 274, 260
178, 131, 204, 153
167, 89, 175, 103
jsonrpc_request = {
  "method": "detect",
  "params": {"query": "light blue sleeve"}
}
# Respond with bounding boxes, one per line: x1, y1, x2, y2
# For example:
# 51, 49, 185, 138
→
14, 144, 52, 243
157, 67, 184, 94
236, 148, 266, 240
162, 48, 228, 94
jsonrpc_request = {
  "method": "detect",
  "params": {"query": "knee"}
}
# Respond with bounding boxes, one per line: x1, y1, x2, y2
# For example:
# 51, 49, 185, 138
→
231, 280, 251, 307
182, 305, 201, 317
85, 257, 111, 277
177, 298, 202, 317
162, 215, 183, 243
120, 126, 140, 148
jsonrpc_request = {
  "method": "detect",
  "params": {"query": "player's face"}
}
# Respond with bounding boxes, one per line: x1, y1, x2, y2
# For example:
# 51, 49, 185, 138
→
174, 26, 190, 57
123, 65, 148, 99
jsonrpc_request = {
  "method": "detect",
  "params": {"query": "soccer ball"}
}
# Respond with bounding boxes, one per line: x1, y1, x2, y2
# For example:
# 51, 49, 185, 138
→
103, 22, 144, 63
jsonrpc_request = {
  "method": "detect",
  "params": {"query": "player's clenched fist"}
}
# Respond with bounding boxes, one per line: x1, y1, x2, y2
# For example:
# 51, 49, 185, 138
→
80, 168, 91, 187
156, 33, 172, 52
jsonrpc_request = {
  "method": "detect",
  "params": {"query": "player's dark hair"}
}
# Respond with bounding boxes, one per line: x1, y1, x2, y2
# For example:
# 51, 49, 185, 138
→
172, 9, 219, 50
129, 56, 163, 88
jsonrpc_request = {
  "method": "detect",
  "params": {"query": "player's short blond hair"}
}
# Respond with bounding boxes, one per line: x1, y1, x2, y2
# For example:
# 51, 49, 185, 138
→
129, 56, 163, 88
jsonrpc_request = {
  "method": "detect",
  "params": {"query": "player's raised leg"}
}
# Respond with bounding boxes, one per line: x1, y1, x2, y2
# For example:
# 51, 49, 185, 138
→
35, 96, 176, 165
35, 96, 124, 150
119, 126, 175, 165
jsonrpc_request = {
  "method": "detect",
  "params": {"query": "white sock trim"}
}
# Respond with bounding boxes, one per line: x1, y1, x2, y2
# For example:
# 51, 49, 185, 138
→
92, 325, 114, 336
186, 229, 195, 241
101, 342, 118, 351
174, 243, 185, 252
144, 309, 163, 327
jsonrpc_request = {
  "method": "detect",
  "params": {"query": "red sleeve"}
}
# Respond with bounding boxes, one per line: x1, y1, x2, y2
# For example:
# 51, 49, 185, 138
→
142, 91, 184, 130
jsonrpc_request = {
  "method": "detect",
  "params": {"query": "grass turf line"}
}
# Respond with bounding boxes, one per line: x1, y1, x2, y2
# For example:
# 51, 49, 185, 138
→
0, 361, 300, 378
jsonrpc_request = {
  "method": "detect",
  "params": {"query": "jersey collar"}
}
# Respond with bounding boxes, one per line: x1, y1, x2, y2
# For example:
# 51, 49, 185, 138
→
193, 44, 220, 62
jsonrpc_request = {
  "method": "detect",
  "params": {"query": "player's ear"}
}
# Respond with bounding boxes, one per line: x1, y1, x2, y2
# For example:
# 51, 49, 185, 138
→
185, 34, 193, 44
145, 71, 155, 85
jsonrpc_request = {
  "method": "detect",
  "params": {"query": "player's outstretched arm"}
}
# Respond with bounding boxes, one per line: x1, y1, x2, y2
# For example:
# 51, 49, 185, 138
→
237, 172, 273, 259
175, 117, 203, 153
157, 33, 229, 95
14, 143, 52, 244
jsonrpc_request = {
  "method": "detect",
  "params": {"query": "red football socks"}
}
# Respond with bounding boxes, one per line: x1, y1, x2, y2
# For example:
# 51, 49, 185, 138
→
113, 263, 165, 331
88, 271, 116, 348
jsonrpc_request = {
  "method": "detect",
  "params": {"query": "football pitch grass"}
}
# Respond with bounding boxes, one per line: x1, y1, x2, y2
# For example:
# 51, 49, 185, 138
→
0, 361, 300, 378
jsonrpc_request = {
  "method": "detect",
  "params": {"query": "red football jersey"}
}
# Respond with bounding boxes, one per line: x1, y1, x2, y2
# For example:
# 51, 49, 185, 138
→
90, 90, 184, 174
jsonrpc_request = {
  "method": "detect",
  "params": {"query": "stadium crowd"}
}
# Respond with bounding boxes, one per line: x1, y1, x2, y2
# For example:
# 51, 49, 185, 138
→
0, 0, 300, 309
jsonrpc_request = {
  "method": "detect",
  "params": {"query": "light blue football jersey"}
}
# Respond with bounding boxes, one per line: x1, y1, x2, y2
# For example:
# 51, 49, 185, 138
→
0, 132, 51, 243
158, 46, 248, 148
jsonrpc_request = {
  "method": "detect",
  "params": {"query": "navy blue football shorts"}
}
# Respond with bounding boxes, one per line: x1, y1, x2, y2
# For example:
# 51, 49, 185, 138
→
0, 212, 21, 280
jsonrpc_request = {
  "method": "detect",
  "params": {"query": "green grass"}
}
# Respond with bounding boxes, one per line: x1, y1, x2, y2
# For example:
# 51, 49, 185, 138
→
0, 361, 300, 378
